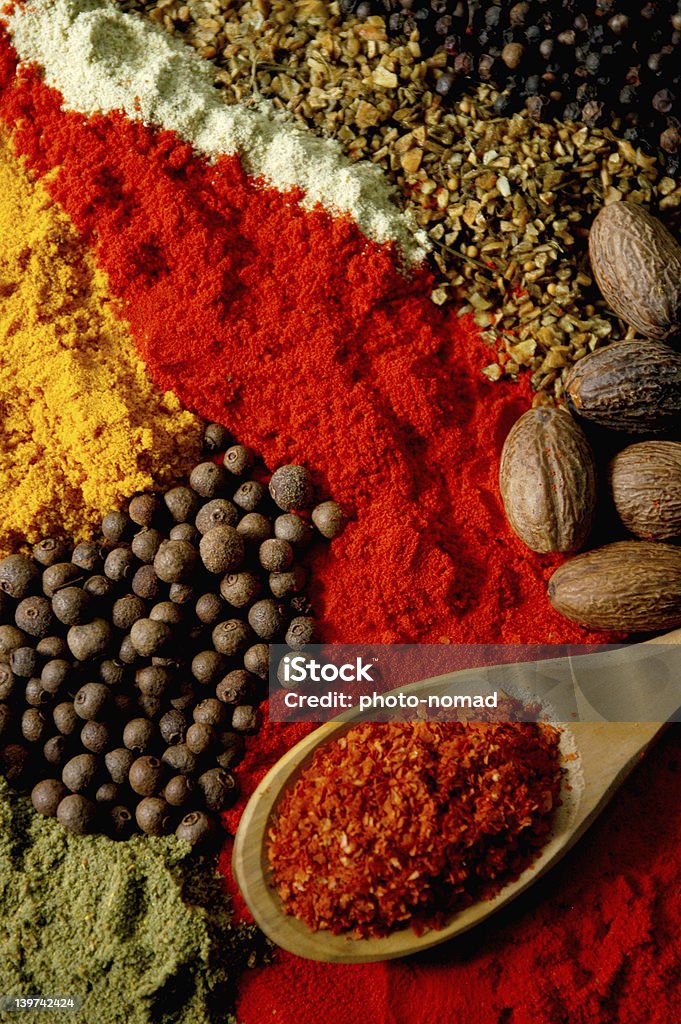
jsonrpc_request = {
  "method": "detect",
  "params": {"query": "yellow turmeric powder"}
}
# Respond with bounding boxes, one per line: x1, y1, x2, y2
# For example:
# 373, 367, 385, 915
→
0, 131, 201, 553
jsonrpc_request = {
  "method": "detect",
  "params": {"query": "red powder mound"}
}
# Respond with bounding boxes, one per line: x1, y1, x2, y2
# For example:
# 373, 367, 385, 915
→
1, 34, 679, 1024
0, 41, 607, 647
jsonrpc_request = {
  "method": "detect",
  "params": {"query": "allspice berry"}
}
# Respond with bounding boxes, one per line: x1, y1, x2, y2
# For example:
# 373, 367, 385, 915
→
236, 513, 272, 545
15, 596, 54, 638
42, 562, 82, 598
233, 480, 267, 512
0, 665, 16, 700
33, 538, 70, 568
105, 747, 136, 784
203, 422, 231, 454
164, 774, 195, 807
129, 618, 172, 658
231, 705, 260, 733
74, 682, 110, 721
162, 743, 197, 775
198, 767, 238, 812
132, 565, 162, 601
44, 735, 70, 768
103, 547, 135, 582
212, 619, 252, 657
274, 514, 313, 547
22, 708, 48, 743
186, 721, 216, 755
259, 539, 293, 572
67, 619, 113, 661
32, 778, 68, 817
123, 718, 158, 754
216, 669, 255, 705
57, 794, 97, 835
220, 572, 260, 608
191, 650, 227, 686
269, 465, 313, 511
62, 752, 99, 793
129, 492, 161, 527
136, 796, 172, 836
101, 510, 131, 544
199, 526, 245, 574
164, 487, 201, 524
80, 721, 111, 754
129, 755, 165, 796
0, 554, 40, 599
10, 646, 41, 679
243, 643, 269, 680
248, 599, 287, 641
53, 702, 79, 736
159, 709, 188, 746
190, 461, 229, 498
110, 805, 135, 838
71, 542, 101, 573
131, 528, 163, 564
195, 499, 238, 534
112, 594, 148, 631
0, 625, 27, 664
311, 501, 346, 539
216, 731, 245, 769
52, 587, 92, 626
193, 698, 229, 728
286, 616, 316, 649
154, 540, 197, 584
223, 445, 254, 477
175, 810, 216, 846
41, 659, 71, 693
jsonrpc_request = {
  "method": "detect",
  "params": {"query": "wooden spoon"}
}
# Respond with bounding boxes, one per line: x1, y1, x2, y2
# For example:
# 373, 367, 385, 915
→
232, 629, 681, 964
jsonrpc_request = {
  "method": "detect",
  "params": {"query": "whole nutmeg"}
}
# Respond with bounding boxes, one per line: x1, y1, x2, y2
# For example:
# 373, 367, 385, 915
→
608, 441, 681, 540
589, 202, 681, 341
499, 407, 597, 554
548, 541, 681, 631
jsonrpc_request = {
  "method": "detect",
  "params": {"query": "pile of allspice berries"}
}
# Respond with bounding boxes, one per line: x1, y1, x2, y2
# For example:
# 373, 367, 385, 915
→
500, 201, 681, 634
0, 422, 345, 843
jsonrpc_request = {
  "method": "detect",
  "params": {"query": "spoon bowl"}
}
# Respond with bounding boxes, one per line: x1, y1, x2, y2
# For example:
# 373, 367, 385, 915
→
232, 630, 681, 963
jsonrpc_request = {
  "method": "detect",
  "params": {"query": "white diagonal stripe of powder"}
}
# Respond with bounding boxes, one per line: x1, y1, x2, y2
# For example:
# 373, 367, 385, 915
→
4, 0, 429, 265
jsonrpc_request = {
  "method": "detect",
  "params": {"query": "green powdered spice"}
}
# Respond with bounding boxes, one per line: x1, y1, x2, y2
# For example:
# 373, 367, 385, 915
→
0, 778, 261, 1023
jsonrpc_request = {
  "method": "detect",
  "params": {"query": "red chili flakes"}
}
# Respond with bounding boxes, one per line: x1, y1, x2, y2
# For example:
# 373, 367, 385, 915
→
267, 721, 562, 938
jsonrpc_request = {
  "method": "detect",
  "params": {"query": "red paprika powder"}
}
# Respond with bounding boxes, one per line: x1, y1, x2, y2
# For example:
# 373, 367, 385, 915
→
0, 34, 679, 1024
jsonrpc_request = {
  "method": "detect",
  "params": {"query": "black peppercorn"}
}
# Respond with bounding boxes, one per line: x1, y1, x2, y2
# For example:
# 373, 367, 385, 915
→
15, 596, 54, 638
32, 778, 68, 816
105, 747, 136, 784
0, 554, 40, 599
136, 796, 172, 836
123, 718, 158, 754
175, 810, 216, 846
62, 752, 99, 793
129, 755, 165, 796
57, 793, 97, 834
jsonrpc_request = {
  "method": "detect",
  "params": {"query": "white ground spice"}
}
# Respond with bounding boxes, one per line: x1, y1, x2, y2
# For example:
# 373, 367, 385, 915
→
5, 0, 428, 264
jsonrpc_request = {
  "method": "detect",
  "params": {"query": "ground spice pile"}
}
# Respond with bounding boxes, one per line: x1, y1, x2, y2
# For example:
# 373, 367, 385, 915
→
0, 130, 201, 554
268, 720, 562, 938
0, 776, 259, 1023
